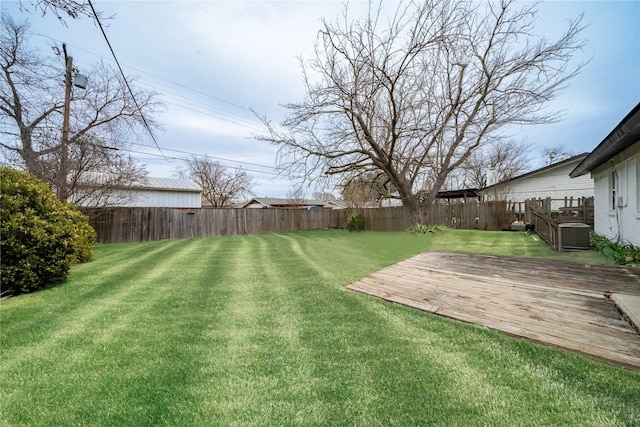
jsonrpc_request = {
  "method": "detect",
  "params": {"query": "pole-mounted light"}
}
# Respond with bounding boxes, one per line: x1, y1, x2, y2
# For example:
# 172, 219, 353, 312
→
73, 72, 88, 89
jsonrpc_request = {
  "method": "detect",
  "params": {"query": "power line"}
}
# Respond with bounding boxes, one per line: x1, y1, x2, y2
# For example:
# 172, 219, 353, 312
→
122, 147, 281, 177
34, 33, 257, 121
159, 102, 264, 133
131, 143, 277, 171
87, 0, 167, 160
122, 65, 252, 113
32, 32, 268, 135
27, 31, 277, 175
151, 86, 262, 126
64, 41, 251, 112
28, 15, 300, 182
98, 136, 279, 173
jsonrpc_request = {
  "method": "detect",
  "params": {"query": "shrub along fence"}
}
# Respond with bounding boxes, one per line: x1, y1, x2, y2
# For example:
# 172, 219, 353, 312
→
83, 201, 515, 243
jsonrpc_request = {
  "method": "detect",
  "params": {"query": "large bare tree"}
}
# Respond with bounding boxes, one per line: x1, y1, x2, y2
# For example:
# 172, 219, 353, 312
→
0, 14, 159, 202
180, 157, 254, 207
257, 0, 585, 223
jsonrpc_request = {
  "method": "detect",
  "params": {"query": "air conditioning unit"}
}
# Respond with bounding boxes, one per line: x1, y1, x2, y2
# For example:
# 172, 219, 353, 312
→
558, 223, 591, 251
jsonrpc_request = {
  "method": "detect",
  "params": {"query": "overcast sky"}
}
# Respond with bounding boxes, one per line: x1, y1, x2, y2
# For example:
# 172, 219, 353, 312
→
2, 0, 639, 197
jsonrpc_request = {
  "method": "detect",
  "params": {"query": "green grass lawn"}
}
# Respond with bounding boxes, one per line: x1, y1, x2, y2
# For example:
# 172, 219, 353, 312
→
1, 230, 638, 426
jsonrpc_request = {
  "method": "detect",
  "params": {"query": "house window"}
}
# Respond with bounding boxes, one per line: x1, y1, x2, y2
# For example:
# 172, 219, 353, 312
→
636, 157, 640, 214
610, 170, 617, 211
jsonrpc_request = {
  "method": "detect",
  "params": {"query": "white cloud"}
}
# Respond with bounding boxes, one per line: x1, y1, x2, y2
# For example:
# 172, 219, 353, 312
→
165, 109, 254, 138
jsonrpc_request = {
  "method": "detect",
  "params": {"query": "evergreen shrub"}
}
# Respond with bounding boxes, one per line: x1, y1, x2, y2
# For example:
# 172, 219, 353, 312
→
1, 167, 96, 295
346, 213, 365, 232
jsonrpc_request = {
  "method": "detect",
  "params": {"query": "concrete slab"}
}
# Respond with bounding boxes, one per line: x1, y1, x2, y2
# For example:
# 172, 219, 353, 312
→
612, 294, 640, 333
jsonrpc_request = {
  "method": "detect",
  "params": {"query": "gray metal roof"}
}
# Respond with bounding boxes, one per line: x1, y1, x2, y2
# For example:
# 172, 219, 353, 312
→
76, 173, 201, 192
137, 177, 202, 192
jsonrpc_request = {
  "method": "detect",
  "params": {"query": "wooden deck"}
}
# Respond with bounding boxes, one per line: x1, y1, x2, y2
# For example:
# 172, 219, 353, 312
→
346, 252, 640, 370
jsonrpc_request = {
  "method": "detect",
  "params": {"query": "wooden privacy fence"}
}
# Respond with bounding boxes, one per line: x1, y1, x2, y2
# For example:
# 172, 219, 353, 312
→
83, 201, 518, 243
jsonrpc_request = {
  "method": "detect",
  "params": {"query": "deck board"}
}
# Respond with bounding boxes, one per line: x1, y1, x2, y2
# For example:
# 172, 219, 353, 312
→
346, 252, 640, 370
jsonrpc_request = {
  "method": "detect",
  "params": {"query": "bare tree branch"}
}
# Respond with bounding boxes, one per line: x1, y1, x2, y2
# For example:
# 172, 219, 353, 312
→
542, 145, 575, 165
18, 0, 109, 25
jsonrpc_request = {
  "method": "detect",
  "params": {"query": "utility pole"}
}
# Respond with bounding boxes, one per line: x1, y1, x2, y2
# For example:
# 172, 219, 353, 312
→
59, 43, 72, 201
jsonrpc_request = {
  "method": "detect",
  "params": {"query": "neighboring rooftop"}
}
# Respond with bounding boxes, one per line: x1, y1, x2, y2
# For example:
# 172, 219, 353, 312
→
482, 153, 589, 190
239, 197, 346, 209
135, 177, 202, 192
76, 174, 201, 192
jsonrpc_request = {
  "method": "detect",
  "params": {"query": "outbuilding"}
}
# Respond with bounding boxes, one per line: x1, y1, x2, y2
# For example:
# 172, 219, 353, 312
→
74, 176, 202, 208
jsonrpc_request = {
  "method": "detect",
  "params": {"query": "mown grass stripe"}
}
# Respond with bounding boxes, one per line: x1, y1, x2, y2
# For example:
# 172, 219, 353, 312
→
253, 233, 436, 425
198, 236, 308, 424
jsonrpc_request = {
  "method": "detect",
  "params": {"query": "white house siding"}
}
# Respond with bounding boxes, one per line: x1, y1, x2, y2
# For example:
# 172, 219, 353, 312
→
122, 189, 202, 208
482, 160, 594, 210
73, 177, 202, 208
591, 143, 640, 246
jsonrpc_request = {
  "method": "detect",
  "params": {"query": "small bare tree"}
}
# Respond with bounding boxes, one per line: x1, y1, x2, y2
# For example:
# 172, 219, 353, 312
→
342, 178, 376, 208
542, 146, 574, 165
461, 140, 530, 189
312, 191, 337, 202
63, 136, 148, 208
181, 157, 254, 207
257, 0, 585, 223
286, 186, 307, 205
1, 14, 159, 202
